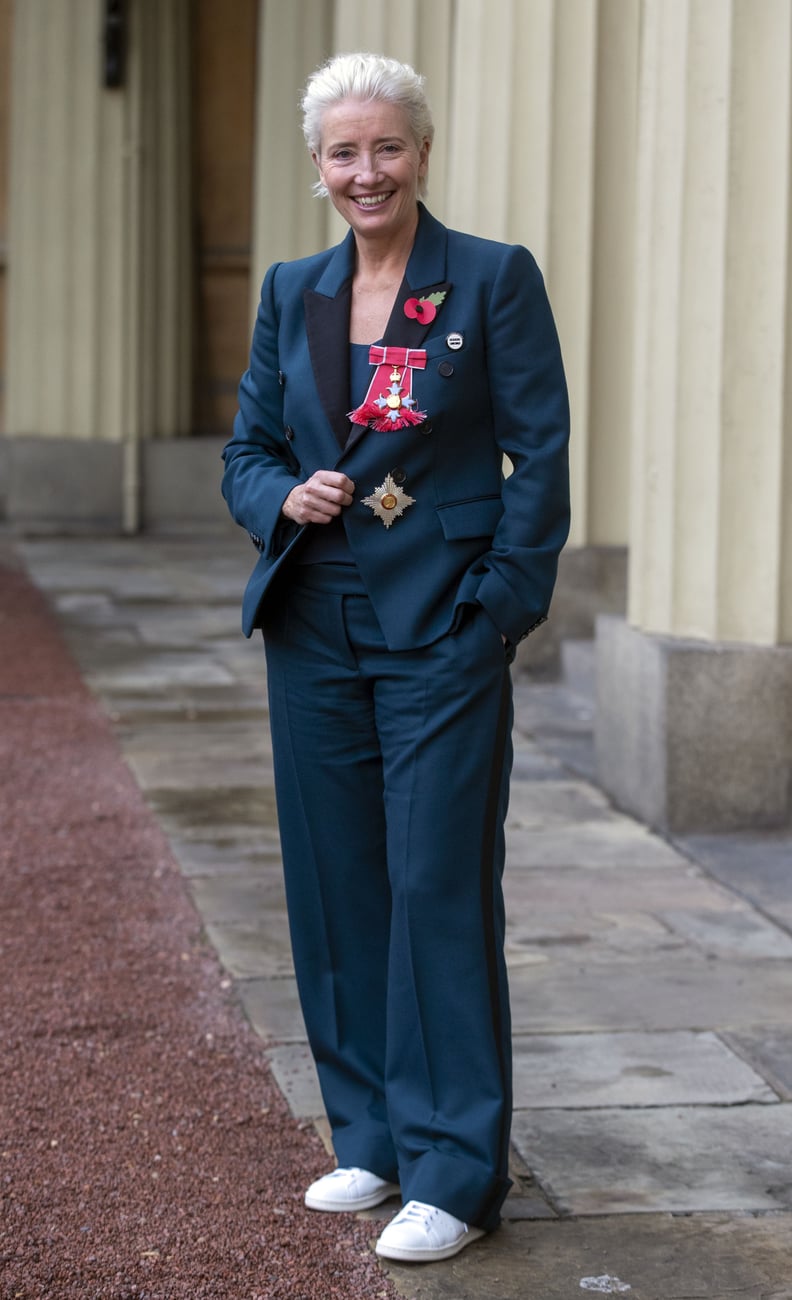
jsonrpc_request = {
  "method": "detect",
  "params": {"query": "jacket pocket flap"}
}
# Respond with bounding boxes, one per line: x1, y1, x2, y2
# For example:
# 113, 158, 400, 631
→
436, 495, 503, 540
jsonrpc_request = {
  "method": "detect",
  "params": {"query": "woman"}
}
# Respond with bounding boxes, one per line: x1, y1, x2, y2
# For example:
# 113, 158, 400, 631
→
222, 53, 569, 1264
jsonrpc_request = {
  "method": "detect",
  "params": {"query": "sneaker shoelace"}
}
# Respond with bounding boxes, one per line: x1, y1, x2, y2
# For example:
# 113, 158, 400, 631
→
398, 1201, 436, 1224
395, 1200, 467, 1231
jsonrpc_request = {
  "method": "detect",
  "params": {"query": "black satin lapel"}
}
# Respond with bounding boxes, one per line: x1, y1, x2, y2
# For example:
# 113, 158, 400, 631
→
304, 281, 353, 449
383, 279, 453, 348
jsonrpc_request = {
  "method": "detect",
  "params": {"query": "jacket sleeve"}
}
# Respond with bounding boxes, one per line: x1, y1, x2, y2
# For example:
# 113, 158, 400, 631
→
472, 243, 571, 645
221, 263, 304, 558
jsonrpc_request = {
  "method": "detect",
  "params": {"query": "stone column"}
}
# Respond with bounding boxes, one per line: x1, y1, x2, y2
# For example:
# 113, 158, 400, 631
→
595, 0, 792, 832
5, 0, 191, 529
587, 0, 640, 550
447, 0, 597, 549
7, 0, 124, 442
122, 0, 192, 531
249, 0, 332, 305
446, 0, 637, 654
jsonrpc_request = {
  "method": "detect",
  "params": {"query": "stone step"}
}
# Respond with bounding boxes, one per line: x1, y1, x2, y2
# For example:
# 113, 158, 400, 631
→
560, 636, 596, 702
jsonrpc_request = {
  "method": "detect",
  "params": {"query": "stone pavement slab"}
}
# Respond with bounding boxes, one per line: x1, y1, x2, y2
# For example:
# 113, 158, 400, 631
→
506, 777, 616, 827
382, 1212, 792, 1300
205, 915, 295, 979
266, 1043, 325, 1121
512, 678, 594, 737
512, 1104, 792, 1214
677, 831, 792, 930
165, 836, 283, 879
119, 720, 272, 790
505, 908, 673, 970
238, 977, 308, 1046
508, 951, 792, 1032
145, 783, 281, 846
52, 590, 245, 644
84, 648, 239, 692
506, 819, 687, 869
103, 689, 268, 724
503, 861, 740, 915
188, 868, 287, 923
510, 737, 568, 782
512, 1030, 776, 1108
729, 1028, 792, 1100
660, 906, 792, 958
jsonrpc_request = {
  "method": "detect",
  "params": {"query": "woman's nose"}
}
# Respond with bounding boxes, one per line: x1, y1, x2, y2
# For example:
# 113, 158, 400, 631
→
355, 152, 381, 181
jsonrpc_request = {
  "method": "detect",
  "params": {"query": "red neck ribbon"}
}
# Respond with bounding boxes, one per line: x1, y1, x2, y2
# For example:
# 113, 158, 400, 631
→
349, 345, 428, 432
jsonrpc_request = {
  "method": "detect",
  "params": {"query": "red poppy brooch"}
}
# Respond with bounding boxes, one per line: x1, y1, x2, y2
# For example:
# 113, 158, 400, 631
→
403, 290, 447, 324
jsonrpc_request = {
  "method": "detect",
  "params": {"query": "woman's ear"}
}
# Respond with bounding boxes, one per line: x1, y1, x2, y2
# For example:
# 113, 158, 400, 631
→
418, 137, 431, 179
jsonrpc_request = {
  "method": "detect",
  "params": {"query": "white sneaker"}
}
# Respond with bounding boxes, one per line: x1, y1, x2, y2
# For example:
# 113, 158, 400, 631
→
375, 1199, 485, 1262
304, 1166, 400, 1212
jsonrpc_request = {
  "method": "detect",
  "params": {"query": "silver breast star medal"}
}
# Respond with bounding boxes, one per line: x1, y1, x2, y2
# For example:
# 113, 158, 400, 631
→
362, 473, 416, 528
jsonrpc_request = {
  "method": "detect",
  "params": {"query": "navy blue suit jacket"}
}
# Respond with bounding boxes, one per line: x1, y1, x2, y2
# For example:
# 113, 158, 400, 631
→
222, 204, 570, 649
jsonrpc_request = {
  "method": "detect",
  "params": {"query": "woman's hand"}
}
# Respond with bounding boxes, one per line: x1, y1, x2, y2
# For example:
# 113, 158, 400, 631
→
282, 471, 356, 525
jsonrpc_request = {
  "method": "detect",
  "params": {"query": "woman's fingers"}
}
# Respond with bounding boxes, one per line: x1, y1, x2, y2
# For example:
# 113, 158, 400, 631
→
282, 471, 356, 525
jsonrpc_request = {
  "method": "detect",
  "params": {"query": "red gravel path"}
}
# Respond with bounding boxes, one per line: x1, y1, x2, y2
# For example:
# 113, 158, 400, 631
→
0, 563, 397, 1299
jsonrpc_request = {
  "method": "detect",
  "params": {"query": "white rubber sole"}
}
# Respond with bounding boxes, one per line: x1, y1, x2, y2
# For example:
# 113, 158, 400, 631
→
304, 1181, 401, 1213
375, 1225, 485, 1262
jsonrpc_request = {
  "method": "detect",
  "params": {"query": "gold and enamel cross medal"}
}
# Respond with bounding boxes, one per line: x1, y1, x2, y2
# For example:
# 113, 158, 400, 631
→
348, 346, 428, 432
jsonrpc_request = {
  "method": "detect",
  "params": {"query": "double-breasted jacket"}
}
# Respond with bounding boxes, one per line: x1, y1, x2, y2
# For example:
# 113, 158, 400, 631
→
222, 204, 570, 649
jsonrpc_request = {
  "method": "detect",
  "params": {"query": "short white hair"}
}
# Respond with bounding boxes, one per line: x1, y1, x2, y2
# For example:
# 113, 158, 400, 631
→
302, 52, 434, 198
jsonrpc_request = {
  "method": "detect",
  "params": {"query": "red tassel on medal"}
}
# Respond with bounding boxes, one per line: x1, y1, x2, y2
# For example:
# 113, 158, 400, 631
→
349, 345, 428, 431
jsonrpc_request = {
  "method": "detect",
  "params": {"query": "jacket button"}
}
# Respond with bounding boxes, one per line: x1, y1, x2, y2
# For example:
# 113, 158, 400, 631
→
284, 426, 294, 441
438, 361, 454, 378
278, 370, 285, 386
390, 466, 406, 484
420, 421, 433, 436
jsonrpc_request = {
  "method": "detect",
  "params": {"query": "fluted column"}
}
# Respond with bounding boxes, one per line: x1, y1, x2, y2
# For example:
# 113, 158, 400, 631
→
447, 0, 637, 557
587, 0, 639, 547
447, 0, 553, 257
125, 0, 192, 446
6, 0, 191, 448
596, 0, 792, 831
7, 0, 123, 439
627, 0, 791, 646
249, 0, 332, 305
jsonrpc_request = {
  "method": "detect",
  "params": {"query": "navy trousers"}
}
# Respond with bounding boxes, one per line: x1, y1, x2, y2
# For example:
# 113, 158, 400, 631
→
263, 563, 514, 1231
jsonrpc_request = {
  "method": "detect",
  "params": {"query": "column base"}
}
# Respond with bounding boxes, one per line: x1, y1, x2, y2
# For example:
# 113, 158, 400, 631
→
595, 616, 792, 833
0, 435, 235, 534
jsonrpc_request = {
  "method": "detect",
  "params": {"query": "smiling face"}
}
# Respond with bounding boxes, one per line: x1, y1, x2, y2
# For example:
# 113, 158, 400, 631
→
313, 98, 430, 245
